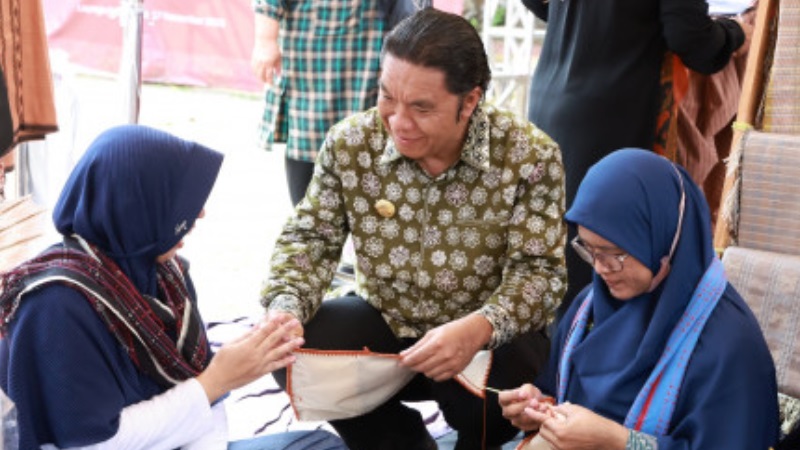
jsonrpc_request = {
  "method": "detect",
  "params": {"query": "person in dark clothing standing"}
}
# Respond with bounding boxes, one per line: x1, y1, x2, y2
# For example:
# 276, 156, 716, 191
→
520, 0, 752, 315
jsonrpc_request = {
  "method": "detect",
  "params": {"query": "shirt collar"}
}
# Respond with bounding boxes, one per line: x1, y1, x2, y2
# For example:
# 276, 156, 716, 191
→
378, 105, 492, 172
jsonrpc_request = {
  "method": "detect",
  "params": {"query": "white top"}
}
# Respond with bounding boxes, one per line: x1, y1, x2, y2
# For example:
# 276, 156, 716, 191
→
42, 379, 227, 450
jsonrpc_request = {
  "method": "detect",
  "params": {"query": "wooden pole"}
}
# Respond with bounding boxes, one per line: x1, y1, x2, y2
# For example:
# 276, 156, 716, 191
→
118, 0, 144, 124
713, 0, 778, 252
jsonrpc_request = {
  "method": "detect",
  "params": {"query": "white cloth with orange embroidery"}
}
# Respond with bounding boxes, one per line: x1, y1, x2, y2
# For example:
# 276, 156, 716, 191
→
287, 348, 493, 421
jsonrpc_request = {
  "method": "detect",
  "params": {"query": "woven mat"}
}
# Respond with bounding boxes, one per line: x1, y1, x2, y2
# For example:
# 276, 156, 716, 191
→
722, 246, 800, 399
736, 132, 800, 254
762, 0, 800, 134
0, 195, 49, 272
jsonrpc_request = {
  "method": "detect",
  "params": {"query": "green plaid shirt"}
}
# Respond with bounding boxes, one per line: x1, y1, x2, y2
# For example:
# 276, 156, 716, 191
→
261, 104, 568, 348
255, 0, 385, 162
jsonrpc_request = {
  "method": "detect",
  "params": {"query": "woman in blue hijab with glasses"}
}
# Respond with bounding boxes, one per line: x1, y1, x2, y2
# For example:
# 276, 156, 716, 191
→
499, 149, 779, 449
0, 125, 315, 449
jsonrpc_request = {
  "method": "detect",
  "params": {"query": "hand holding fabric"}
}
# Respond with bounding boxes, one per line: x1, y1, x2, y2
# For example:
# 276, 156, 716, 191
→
399, 313, 492, 381
196, 316, 304, 403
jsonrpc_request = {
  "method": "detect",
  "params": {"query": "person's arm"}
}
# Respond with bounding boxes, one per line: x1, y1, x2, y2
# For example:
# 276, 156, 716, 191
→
476, 123, 567, 349
69, 379, 216, 450
260, 133, 350, 322
251, 14, 281, 84
10, 285, 303, 450
78, 316, 303, 450
661, 0, 749, 74
400, 118, 567, 379
181, 399, 228, 450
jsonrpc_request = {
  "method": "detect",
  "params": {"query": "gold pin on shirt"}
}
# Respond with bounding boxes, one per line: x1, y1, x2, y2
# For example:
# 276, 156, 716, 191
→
375, 199, 395, 218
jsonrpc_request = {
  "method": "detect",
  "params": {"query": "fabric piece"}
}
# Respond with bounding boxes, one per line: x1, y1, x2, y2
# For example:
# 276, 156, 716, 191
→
734, 132, 800, 254
454, 349, 491, 398
0, 195, 48, 272
287, 349, 415, 422
653, 52, 688, 161
262, 105, 566, 348
675, 11, 751, 225
762, 0, 800, 134
721, 246, 800, 400
287, 348, 492, 421
0, 237, 210, 387
0, 0, 57, 153
623, 259, 725, 434
228, 430, 348, 450
254, 0, 385, 162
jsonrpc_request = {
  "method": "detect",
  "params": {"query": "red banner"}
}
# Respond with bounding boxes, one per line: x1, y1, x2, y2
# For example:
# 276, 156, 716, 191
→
42, 0, 463, 93
43, 0, 261, 92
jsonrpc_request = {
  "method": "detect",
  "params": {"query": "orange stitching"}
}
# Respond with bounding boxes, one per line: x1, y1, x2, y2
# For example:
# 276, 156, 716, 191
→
294, 347, 403, 359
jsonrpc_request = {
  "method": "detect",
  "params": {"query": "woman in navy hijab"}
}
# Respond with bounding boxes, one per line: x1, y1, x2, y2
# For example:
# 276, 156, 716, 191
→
500, 149, 779, 449
0, 125, 307, 449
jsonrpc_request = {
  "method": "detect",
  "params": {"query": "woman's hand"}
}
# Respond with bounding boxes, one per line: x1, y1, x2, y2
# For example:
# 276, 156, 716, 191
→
537, 403, 629, 450
266, 309, 305, 337
498, 384, 551, 431
196, 316, 304, 403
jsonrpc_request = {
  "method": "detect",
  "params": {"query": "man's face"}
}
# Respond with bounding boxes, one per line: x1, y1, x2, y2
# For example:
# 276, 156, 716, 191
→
377, 54, 480, 175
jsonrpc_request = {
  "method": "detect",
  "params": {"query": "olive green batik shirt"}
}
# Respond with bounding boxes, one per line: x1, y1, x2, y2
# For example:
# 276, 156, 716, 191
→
261, 104, 567, 348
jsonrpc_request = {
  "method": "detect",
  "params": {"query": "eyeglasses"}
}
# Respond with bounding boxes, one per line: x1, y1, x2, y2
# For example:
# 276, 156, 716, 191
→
571, 236, 630, 273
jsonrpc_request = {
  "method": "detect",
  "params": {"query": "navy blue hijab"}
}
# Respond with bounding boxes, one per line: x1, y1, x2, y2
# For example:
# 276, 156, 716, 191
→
53, 125, 223, 296
560, 148, 715, 417
531, 149, 778, 447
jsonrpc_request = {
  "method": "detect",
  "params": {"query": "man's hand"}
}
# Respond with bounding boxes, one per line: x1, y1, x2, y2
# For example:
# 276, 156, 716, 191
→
399, 314, 492, 381
265, 309, 304, 337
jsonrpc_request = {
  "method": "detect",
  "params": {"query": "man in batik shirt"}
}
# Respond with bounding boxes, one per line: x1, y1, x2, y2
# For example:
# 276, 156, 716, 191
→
261, 9, 566, 450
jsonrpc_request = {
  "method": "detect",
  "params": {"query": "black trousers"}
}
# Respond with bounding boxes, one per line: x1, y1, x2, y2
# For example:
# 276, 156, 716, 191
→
284, 156, 315, 207
273, 296, 550, 450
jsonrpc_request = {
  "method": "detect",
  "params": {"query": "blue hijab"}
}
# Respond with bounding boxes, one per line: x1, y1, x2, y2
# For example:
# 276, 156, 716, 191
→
53, 125, 223, 296
0, 125, 224, 448
561, 148, 715, 418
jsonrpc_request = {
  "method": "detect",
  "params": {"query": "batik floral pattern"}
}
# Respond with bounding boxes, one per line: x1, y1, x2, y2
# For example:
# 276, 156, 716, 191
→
262, 105, 566, 347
